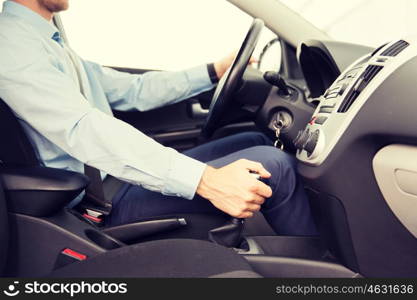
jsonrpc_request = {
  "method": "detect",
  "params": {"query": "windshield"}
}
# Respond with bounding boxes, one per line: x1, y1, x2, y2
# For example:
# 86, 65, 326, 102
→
280, 0, 417, 47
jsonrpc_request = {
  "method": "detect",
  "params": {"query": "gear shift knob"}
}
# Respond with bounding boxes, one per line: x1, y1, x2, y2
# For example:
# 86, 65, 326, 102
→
208, 172, 269, 248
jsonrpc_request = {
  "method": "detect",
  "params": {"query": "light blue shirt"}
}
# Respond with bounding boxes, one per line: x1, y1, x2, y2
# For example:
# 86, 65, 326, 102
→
0, 1, 215, 205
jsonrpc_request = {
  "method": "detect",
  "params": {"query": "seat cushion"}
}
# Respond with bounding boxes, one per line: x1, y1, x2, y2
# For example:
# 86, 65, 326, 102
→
50, 239, 260, 278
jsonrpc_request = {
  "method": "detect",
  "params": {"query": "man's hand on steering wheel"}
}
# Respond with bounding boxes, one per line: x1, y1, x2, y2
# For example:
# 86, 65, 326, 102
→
202, 19, 264, 138
214, 52, 258, 81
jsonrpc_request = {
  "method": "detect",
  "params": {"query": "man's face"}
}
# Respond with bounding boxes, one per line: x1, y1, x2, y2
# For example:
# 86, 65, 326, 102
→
37, 0, 69, 13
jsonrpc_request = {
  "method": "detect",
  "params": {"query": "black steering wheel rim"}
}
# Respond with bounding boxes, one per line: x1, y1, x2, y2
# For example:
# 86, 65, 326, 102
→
201, 19, 265, 138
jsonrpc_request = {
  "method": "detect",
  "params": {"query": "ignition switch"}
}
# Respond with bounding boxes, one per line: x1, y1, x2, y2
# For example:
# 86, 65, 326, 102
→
269, 111, 293, 131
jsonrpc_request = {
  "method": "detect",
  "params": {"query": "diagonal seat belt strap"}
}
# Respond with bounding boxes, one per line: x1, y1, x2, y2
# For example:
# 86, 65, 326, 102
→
56, 36, 113, 215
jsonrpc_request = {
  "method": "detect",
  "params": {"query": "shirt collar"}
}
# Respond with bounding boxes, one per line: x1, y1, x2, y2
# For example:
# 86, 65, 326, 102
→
2, 1, 58, 40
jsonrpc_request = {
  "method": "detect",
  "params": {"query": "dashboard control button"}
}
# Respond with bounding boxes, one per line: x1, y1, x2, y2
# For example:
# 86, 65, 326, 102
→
293, 129, 310, 150
315, 116, 328, 125
325, 92, 339, 99
305, 130, 320, 156
321, 99, 336, 107
319, 105, 335, 114
338, 82, 349, 95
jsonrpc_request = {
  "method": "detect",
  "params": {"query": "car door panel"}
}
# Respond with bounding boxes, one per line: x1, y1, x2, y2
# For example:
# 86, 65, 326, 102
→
110, 67, 213, 151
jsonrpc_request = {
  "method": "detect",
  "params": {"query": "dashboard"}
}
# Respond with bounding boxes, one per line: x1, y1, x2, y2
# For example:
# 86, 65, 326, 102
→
295, 37, 417, 277
297, 40, 341, 99
256, 39, 373, 152
296, 39, 411, 165
297, 39, 375, 101
247, 35, 417, 277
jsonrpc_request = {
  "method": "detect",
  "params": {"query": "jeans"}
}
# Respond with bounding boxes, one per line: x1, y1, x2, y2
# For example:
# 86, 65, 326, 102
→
106, 132, 317, 236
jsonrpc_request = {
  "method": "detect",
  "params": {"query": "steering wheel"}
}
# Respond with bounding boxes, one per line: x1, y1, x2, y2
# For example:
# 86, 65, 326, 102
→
201, 19, 265, 138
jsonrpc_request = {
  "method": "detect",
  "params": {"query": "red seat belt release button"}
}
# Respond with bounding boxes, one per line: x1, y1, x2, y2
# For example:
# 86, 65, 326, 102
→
83, 213, 102, 223
62, 248, 87, 261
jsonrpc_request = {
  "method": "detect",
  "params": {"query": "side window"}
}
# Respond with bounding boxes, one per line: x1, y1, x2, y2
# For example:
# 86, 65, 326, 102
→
60, 0, 278, 71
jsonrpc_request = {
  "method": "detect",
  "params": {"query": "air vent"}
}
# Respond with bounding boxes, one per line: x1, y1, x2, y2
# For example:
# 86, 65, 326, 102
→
381, 40, 409, 57
338, 65, 383, 113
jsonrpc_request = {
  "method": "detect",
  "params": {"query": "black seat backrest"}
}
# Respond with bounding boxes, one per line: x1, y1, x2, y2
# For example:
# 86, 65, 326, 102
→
0, 98, 38, 275
0, 98, 39, 166
0, 179, 9, 276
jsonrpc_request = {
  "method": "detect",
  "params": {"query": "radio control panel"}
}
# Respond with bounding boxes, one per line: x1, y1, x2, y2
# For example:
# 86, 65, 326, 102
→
296, 39, 413, 166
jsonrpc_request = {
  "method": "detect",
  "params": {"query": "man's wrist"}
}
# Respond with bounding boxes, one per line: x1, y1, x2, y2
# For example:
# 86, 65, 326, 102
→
196, 165, 216, 198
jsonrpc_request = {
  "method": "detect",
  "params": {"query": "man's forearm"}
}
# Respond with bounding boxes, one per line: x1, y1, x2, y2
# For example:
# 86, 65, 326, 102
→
91, 62, 216, 112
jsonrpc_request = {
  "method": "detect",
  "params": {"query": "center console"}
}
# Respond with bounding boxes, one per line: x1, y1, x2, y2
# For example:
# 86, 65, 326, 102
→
2, 165, 361, 278
295, 38, 417, 277
295, 40, 410, 165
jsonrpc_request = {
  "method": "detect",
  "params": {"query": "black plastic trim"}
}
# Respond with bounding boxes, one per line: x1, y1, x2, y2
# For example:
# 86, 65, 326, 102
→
245, 255, 360, 278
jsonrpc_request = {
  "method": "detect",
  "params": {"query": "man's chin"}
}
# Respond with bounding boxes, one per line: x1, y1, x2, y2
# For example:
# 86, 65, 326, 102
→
41, 0, 69, 13
52, 3, 69, 13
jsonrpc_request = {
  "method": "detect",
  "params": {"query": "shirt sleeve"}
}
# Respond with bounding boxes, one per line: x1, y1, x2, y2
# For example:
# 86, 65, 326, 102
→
84, 61, 215, 112
0, 40, 207, 200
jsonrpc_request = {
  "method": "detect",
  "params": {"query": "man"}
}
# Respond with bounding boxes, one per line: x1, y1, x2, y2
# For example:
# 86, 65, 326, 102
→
0, 0, 317, 236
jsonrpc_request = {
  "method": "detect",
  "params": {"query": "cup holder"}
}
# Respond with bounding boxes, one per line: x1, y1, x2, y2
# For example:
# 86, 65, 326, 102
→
85, 229, 123, 250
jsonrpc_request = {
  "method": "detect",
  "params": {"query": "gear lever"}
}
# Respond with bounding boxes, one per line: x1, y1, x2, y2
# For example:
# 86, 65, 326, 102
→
208, 217, 245, 248
208, 172, 267, 248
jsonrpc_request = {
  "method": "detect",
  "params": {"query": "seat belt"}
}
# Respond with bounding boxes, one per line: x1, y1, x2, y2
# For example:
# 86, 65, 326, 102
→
61, 40, 112, 215
83, 165, 112, 215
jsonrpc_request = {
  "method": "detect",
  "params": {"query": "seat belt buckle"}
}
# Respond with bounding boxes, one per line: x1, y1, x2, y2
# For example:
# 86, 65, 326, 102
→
79, 199, 112, 216
83, 210, 103, 224
85, 209, 103, 218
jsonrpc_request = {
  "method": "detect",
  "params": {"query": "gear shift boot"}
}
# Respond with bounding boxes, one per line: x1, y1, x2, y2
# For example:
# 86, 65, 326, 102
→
208, 218, 245, 248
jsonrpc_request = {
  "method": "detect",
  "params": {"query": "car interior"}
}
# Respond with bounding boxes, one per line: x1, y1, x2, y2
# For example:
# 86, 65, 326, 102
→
1, 0, 417, 278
